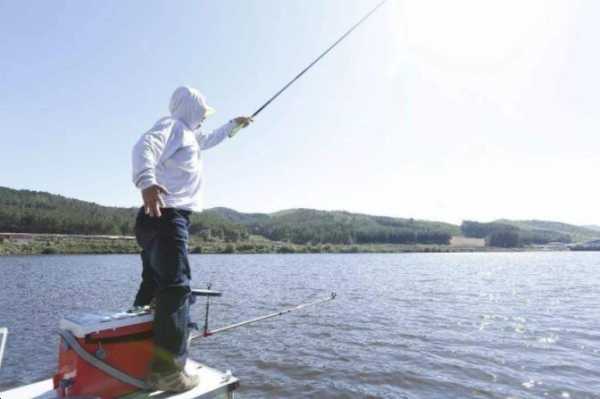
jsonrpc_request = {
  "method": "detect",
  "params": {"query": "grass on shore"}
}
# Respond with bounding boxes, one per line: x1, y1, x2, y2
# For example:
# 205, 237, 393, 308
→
0, 236, 139, 256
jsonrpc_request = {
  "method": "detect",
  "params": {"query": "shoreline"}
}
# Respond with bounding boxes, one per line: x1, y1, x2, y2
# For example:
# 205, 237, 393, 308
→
0, 232, 577, 256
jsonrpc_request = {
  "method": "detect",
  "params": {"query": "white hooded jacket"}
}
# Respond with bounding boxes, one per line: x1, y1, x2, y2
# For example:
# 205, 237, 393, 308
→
132, 87, 237, 212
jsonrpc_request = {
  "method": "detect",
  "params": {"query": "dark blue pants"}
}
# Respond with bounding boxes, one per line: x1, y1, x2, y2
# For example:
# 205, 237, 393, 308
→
133, 207, 192, 373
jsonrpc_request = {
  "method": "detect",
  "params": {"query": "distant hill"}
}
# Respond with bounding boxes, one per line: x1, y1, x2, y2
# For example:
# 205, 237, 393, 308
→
495, 219, 600, 243
0, 186, 137, 235
0, 187, 456, 245
583, 225, 600, 233
209, 207, 460, 245
460, 219, 600, 248
204, 207, 270, 225
0, 187, 246, 241
3, 186, 597, 248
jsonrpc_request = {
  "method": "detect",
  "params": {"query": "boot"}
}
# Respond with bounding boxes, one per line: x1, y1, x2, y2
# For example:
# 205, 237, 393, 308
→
145, 369, 200, 392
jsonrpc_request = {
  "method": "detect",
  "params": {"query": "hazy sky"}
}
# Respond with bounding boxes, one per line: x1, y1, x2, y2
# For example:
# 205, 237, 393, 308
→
1, 0, 598, 225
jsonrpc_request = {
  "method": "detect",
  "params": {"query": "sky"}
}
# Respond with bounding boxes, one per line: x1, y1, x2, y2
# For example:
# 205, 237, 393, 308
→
0, 0, 598, 225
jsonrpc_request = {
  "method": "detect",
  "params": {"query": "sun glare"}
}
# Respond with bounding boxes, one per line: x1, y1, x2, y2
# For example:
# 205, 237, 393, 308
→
394, 0, 568, 68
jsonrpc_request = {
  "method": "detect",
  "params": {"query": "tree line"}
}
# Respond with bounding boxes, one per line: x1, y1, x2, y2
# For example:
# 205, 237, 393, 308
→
461, 220, 572, 248
0, 187, 247, 241
235, 209, 455, 245
0, 187, 456, 246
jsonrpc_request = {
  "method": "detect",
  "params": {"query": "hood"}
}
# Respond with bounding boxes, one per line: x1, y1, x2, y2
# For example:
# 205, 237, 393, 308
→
169, 86, 215, 130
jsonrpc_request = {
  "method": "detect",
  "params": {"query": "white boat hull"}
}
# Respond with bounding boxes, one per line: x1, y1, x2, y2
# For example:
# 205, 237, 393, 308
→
0, 360, 238, 399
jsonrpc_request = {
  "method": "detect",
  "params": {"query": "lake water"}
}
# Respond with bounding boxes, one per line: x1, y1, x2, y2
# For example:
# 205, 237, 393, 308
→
1, 253, 599, 398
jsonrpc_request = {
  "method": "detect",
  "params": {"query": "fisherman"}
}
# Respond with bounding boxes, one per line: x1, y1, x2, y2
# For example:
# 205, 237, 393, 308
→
131, 86, 252, 392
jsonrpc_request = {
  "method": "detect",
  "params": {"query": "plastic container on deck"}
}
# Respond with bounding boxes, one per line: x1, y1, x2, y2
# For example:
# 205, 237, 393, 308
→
53, 310, 154, 398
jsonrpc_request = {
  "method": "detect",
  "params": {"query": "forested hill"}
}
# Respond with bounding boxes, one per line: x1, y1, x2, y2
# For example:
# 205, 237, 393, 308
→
0, 187, 457, 245
205, 207, 461, 245
460, 219, 600, 247
0, 186, 136, 235
495, 219, 600, 242
2, 186, 597, 247
0, 187, 247, 241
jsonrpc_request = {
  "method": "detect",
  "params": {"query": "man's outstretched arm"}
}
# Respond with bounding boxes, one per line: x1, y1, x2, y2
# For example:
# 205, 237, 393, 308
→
197, 116, 253, 150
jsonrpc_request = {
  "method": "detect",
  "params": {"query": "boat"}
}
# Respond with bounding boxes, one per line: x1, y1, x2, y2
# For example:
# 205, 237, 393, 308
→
0, 289, 239, 399
0, 360, 238, 399
0, 289, 335, 398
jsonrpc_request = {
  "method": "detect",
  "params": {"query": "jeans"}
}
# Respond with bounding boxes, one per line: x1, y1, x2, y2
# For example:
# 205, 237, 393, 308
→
133, 207, 192, 373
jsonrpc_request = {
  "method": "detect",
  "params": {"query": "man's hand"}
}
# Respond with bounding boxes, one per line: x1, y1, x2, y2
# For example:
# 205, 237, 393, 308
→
229, 116, 254, 138
142, 184, 168, 218
233, 116, 253, 128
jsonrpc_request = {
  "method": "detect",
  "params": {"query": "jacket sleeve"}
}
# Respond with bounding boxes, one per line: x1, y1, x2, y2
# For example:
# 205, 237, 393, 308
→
131, 122, 179, 190
196, 121, 238, 151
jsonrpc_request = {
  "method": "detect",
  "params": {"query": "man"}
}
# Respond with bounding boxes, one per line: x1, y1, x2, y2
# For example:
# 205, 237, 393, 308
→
131, 86, 251, 392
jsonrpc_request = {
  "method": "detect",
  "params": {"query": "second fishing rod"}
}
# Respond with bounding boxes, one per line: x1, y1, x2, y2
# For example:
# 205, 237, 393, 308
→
189, 291, 337, 343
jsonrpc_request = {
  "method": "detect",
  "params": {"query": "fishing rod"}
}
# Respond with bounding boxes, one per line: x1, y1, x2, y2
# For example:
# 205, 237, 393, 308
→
251, 0, 388, 118
0, 327, 7, 368
190, 292, 336, 342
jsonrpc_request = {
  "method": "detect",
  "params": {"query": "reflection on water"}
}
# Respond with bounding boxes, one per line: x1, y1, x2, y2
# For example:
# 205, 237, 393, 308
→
1, 252, 600, 398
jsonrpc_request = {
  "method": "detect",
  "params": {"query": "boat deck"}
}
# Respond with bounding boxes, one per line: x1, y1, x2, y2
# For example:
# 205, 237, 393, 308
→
0, 360, 238, 399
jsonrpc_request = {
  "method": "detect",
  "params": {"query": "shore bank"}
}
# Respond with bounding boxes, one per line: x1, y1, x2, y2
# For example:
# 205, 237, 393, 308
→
0, 232, 569, 256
